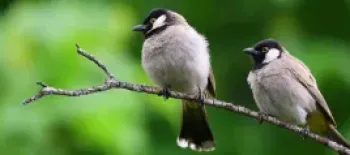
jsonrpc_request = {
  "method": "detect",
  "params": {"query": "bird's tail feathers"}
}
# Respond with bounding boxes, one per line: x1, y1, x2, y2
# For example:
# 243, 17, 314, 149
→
327, 125, 350, 155
177, 99, 215, 152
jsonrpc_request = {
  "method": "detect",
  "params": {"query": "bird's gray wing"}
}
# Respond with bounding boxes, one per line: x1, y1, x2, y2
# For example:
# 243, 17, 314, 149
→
206, 68, 216, 98
286, 55, 337, 126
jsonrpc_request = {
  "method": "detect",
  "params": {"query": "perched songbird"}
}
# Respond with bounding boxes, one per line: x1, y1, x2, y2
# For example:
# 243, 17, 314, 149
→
244, 39, 350, 154
133, 8, 216, 151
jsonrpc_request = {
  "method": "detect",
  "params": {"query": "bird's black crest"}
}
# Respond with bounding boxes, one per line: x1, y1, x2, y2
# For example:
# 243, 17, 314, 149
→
141, 8, 174, 38
143, 8, 169, 24
253, 39, 283, 52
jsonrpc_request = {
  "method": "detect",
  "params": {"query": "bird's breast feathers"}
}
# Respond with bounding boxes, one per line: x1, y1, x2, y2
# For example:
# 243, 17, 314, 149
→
141, 25, 210, 93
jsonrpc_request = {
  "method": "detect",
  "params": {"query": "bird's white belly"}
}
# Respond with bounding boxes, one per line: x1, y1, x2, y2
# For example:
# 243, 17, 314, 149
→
254, 88, 309, 125
142, 50, 208, 94
248, 72, 315, 125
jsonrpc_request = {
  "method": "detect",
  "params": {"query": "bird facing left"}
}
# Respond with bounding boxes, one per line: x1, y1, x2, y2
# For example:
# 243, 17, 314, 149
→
244, 39, 350, 155
133, 8, 217, 152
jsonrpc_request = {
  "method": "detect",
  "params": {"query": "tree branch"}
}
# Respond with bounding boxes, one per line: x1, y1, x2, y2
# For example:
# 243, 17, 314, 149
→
23, 45, 350, 155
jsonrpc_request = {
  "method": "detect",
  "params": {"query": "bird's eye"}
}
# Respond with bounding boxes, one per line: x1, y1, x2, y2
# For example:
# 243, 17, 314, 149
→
262, 47, 269, 53
150, 18, 156, 24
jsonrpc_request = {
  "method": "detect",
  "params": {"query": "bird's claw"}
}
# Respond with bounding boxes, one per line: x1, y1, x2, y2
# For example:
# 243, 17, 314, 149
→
197, 92, 205, 104
301, 127, 310, 140
257, 112, 269, 124
196, 87, 205, 105
159, 87, 171, 101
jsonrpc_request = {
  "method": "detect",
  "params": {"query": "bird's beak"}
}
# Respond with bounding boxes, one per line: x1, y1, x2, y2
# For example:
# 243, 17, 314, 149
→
243, 47, 258, 55
132, 24, 147, 32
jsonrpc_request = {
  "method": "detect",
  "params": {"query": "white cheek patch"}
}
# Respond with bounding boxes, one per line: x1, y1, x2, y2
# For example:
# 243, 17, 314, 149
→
151, 15, 167, 30
263, 48, 280, 63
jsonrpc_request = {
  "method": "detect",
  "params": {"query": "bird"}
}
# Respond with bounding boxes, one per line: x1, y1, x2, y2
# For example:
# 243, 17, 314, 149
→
244, 38, 350, 154
132, 8, 216, 151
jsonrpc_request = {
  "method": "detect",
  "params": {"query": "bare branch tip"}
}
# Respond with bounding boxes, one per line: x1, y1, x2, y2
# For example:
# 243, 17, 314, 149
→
22, 101, 28, 105
36, 81, 48, 88
75, 43, 80, 49
22, 98, 32, 105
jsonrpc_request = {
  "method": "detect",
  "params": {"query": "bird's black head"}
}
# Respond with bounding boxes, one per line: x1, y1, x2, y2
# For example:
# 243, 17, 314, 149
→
244, 39, 284, 69
132, 8, 176, 38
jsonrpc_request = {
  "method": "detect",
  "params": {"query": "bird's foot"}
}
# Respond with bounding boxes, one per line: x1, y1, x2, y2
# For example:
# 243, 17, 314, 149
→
196, 92, 205, 105
301, 127, 310, 140
159, 87, 171, 101
257, 112, 269, 124
196, 87, 205, 105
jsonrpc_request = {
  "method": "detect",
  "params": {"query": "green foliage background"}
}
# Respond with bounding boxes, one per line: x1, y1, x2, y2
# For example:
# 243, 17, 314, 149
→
1, 0, 350, 154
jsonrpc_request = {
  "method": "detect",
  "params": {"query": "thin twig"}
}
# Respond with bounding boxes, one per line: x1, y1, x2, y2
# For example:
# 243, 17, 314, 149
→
23, 44, 350, 155
75, 44, 115, 79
